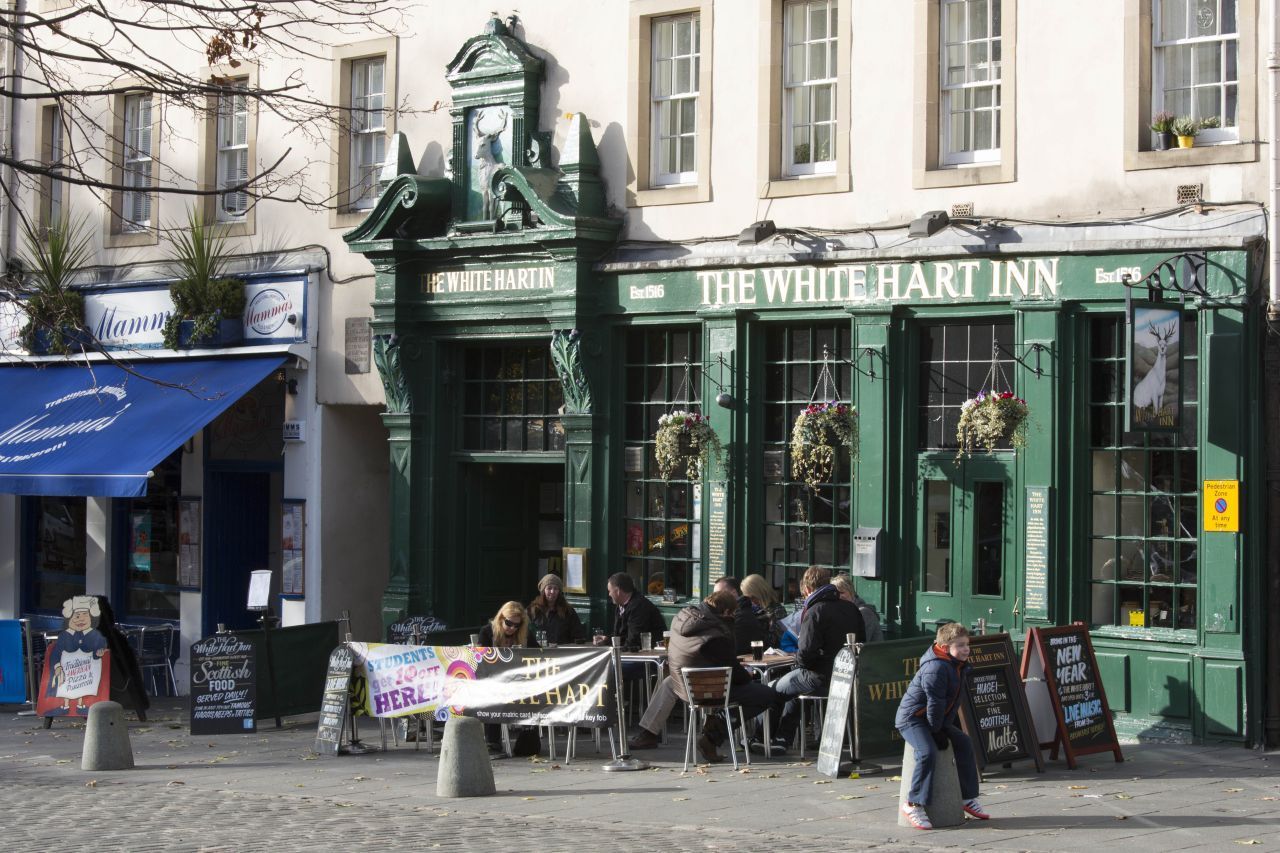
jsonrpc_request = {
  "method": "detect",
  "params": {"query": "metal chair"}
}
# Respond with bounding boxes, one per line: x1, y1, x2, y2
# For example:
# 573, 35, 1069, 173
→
678, 666, 751, 771
797, 693, 854, 760
137, 624, 178, 696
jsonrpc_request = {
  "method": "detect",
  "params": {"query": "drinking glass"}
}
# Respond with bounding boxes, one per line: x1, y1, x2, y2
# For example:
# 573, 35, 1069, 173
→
469, 633, 481, 646
536, 630, 548, 648
640, 632, 652, 651
593, 627, 605, 644
750, 640, 764, 661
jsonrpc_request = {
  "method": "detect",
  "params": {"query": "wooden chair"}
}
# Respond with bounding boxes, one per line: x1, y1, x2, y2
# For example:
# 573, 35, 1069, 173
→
677, 666, 750, 771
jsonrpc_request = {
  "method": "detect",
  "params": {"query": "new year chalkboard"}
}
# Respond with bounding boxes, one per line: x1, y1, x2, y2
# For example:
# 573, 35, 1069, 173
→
816, 646, 856, 778
314, 644, 354, 756
959, 633, 1043, 773
189, 634, 256, 735
1021, 624, 1123, 769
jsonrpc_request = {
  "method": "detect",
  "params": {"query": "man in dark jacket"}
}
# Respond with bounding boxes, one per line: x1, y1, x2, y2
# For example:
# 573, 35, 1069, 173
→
596, 572, 667, 651
767, 565, 865, 752
714, 576, 769, 655
668, 590, 783, 762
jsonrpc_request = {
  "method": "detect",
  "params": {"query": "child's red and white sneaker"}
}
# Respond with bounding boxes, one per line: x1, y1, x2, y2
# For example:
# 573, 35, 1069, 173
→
963, 798, 990, 820
901, 802, 932, 830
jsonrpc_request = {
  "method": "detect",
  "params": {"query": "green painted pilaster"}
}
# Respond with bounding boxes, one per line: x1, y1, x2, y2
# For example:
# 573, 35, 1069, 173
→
852, 310, 893, 628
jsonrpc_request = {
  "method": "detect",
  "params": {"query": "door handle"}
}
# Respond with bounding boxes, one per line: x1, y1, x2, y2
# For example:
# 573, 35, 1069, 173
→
1012, 596, 1021, 616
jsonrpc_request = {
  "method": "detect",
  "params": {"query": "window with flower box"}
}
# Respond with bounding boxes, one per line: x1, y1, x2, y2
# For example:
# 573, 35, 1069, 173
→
1087, 315, 1198, 631
760, 323, 852, 605
621, 328, 702, 598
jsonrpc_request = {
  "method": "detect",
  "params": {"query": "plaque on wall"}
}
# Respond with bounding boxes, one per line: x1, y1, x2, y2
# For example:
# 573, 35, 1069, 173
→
345, 317, 371, 374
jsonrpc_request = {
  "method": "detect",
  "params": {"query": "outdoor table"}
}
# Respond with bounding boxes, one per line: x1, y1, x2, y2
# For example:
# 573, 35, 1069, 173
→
739, 653, 795, 685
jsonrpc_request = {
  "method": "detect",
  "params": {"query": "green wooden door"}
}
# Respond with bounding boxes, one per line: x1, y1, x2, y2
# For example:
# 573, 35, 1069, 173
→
914, 455, 1016, 635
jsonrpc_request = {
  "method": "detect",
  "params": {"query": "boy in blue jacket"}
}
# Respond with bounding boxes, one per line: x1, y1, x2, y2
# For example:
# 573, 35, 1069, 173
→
893, 622, 989, 830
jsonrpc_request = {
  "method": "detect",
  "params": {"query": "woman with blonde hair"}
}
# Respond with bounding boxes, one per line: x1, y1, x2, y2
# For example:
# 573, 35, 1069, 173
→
831, 574, 884, 642
478, 601, 538, 648
742, 574, 787, 647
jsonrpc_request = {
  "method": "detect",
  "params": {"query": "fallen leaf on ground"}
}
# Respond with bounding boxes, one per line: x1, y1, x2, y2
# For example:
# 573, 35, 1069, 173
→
1234, 841, 1261, 846
84, 780, 97, 788
1115, 816, 1128, 821
521, 797, 536, 801
673, 797, 689, 801
54, 760, 70, 765
167, 780, 185, 787
353, 775, 369, 781
1224, 788, 1244, 793
1068, 785, 1088, 790
836, 795, 862, 800
813, 780, 831, 785
888, 775, 902, 781
1115, 794, 1133, 799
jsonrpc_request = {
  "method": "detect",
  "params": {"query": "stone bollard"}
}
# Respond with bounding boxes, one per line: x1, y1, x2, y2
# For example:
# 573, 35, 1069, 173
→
81, 701, 134, 771
436, 716, 495, 798
897, 741, 964, 828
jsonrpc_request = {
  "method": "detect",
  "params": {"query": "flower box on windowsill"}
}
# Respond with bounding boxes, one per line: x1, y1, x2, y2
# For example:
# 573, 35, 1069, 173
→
175, 319, 244, 349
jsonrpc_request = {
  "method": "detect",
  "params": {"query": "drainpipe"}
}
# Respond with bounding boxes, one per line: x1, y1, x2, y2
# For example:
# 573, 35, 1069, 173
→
1, 0, 25, 277
1266, 0, 1280, 748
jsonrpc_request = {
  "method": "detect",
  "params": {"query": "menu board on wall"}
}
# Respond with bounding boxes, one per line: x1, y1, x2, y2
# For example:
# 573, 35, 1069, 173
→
959, 633, 1043, 772
1024, 487, 1050, 619
282, 500, 305, 596
178, 498, 201, 590
706, 480, 728, 585
1021, 623, 1124, 769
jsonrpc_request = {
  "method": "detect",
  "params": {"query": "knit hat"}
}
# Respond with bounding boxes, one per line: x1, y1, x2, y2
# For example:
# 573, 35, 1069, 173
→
538, 573, 563, 593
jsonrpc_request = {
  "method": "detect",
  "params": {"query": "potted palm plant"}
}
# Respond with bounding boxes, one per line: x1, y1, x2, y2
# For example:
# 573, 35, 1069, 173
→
16, 211, 94, 355
1149, 111, 1175, 151
161, 209, 245, 349
1171, 116, 1198, 149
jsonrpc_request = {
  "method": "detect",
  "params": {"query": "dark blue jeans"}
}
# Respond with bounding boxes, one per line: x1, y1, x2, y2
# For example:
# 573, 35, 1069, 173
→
897, 720, 980, 805
768, 667, 826, 745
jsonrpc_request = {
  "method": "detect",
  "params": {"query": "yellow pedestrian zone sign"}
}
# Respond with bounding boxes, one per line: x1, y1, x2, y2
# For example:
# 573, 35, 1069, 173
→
1203, 480, 1239, 532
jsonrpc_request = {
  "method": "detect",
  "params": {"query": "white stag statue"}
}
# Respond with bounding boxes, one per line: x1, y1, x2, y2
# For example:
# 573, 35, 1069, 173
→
1132, 321, 1177, 419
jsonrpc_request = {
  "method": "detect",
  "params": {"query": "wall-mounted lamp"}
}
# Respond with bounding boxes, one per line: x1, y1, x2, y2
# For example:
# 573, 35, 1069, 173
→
907, 210, 950, 238
737, 220, 777, 245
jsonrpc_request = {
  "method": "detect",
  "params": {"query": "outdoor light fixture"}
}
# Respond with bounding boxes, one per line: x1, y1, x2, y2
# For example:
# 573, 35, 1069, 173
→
907, 210, 950, 238
737, 219, 777, 245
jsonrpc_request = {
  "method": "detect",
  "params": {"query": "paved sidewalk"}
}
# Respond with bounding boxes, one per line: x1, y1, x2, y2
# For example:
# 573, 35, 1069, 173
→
2, 702, 1279, 852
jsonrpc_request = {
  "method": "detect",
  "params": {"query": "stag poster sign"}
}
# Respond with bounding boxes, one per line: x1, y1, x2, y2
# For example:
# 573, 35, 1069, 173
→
1127, 305, 1183, 432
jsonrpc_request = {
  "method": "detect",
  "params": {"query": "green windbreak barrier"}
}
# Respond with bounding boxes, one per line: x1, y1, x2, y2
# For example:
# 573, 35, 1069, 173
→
856, 637, 930, 760
238, 621, 339, 720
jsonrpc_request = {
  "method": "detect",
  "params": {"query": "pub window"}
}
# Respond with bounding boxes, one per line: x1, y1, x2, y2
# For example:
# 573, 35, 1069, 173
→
122, 449, 182, 621
918, 320, 1013, 449
1088, 315, 1198, 631
622, 327, 702, 598
761, 323, 852, 604
26, 496, 87, 613
460, 344, 565, 452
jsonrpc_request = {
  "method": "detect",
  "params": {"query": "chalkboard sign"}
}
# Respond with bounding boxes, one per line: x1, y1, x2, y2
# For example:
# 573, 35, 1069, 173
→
385, 614, 447, 645
189, 634, 256, 735
314, 645, 354, 756
1021, 624, 1124, 769
816, 646, 856, 777
959, 633, 1043, 773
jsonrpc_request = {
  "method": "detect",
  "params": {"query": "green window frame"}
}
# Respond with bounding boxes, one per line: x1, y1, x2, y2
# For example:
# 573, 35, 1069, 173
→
918, 320, 1014, 449
761, 323, 852, 604
460, 344, 565, 452
1087, 315, 1198, 632
621, 327, 702, 598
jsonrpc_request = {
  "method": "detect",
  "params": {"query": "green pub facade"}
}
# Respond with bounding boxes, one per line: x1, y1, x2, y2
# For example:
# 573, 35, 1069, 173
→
347, 21, 1266, 746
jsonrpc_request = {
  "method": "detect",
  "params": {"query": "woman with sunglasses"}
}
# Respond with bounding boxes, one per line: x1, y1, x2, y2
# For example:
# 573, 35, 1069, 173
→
477, 601, 539, 649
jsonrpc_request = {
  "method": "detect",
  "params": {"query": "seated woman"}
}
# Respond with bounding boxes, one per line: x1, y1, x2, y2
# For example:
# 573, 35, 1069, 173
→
528, 574, 586, 645
742, 573, 788, 648
477, 601, 538, 648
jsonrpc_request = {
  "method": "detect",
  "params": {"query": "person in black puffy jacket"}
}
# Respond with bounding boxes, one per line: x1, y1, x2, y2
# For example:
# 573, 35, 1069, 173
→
894, 622, 989, 829
766, 566, 865, 752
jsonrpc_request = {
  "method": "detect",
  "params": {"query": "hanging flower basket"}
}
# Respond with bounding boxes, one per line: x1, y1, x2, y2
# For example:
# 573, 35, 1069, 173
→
956, 391, 1030, 457
790, 401, 858, 490
655, 411, 723, 480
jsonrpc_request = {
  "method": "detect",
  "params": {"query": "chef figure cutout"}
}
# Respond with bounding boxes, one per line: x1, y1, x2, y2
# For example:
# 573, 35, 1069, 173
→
37, 595, 111, 717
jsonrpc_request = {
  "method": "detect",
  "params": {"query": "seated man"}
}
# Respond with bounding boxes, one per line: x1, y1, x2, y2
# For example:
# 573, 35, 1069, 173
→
666, 590, 784, 763
595, 571, 667, 682
767, 565, 865, 752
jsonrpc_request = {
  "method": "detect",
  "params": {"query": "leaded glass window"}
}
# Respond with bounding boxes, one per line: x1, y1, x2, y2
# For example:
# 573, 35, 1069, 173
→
461, 344, 565, 452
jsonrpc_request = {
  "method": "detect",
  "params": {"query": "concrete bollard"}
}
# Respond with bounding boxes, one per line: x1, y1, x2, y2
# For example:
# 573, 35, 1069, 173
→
81, 701, 134, 771
436, 716, 495, 798
897, 741, 964, 828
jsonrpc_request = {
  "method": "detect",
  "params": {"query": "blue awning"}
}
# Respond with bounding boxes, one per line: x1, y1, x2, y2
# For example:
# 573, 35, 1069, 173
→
0, 356, 285, 497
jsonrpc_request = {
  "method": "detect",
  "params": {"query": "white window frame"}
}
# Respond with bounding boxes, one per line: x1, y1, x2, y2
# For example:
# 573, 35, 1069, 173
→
121, 93, 153, 231
215, 80, 249, 222
1151, 0, 1238, 145
649, 12, 700, 187
41, 104, 66, 230
939, 0, 1001, 167
783, 0, 838, 177
348, 56, 386, 211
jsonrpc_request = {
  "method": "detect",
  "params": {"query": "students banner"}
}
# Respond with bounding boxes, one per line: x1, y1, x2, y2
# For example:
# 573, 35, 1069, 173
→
350, 644, 616, 728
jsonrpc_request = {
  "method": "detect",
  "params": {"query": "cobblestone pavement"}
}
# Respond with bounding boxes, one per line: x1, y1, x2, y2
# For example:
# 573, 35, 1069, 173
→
3, 703, 1280, 852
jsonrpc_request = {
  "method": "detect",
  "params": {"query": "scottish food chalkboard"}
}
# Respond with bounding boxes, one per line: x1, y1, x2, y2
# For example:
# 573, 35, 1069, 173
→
816, 646, 856, 777
190, 633, 256, 735
960, 633, 1042, 772
1022, 624, 1123, 768
314, 645, 354, 756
